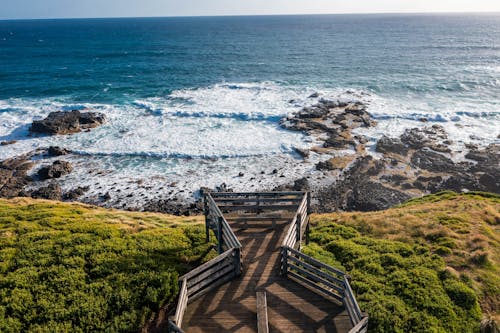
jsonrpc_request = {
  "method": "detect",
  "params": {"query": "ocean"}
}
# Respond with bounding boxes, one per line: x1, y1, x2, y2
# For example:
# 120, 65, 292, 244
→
0, 14, 499, 206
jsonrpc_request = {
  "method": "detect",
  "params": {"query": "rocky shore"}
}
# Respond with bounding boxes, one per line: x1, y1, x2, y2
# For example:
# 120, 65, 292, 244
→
277, 98, 499, 211
0, 101, 498, 215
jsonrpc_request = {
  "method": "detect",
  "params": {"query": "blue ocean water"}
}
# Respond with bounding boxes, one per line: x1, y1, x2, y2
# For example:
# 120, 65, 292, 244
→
1, 14, 500, 102
0, 14, 499, 204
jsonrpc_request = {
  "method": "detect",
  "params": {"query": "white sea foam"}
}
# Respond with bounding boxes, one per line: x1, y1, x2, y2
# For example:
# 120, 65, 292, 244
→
1, 81, 499, 205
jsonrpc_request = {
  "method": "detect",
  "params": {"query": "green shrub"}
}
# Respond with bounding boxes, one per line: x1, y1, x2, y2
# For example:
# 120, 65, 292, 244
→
305, 223, 482, 333
0, 199, 214, 332
444, 281, 478, 310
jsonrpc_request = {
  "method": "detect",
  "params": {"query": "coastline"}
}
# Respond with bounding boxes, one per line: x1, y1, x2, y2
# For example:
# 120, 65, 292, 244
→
1, 95, 498, 215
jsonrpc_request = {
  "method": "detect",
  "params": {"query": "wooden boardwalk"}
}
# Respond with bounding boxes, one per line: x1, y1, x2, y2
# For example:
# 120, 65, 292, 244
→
182, 218, 352, 333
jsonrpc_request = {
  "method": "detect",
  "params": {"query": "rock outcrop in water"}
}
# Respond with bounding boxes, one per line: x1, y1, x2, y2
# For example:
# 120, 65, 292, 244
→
37, 160, 73, 180
0, 94, 498, 215
31, 183, 63, 200
0, 154, 34, 198
30, 110, 105, 135
281, 99, 375, 152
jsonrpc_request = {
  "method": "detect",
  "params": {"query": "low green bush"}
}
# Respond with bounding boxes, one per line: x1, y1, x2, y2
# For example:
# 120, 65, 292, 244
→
0, 199, 214, 332
304, 223, 482, 333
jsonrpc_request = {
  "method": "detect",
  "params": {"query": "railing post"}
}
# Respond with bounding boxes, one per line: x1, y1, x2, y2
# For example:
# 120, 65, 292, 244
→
306, 191, 311, 214
217, 216, 223, 254
204, 194, 210, 243
305, 220, 310, 245
280, 246, 288, 276
306, 192, 311, 245
234, 247, 242, 276
296, 213, 302, 251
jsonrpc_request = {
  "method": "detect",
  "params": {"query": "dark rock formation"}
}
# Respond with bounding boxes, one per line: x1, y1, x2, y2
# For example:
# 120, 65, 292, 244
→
143, 199, 202, 216
410, 150, 457, 173
31, 183, 62, 200
37, 161, 73, 180
63, 186, 89, 201
47, 146, 71, 157
0, 140, 17, 146
293, 178, 310, 191
376, 136, 408, 156
281, 99, 376, 157
346, 181, 411, 211
316, 156, 410, 212
30, 110, 105, 135
0, 155, 34, 198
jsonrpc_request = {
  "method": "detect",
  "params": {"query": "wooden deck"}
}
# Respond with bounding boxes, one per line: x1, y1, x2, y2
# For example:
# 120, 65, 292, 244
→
182, 219, 353, 333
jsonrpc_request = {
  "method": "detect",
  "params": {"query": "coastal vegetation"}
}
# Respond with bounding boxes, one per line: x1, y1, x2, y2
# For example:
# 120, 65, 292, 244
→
305, 191, 499, 332
0, 192, 498, 332
0, 198, 215, 332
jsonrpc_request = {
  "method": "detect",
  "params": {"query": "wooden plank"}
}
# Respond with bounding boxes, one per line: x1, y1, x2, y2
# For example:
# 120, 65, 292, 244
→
344, 275, 362, 319
174, 278, 188, 328
213, 197, 304, 203
348, 317, 369, 333
226, 216, 290, 223
206, 195, 224, 218
287, 262, 344, 295
187, 270, 236, 302
217, 204, 300, 212
296, 194, 308, 216
282, 216, 298, 248
286, 255, 344, 287
287, 247, 347, 277
282, 230, 296, 249
344, 292, 361, 323
344, 293, 360, 325
221, 218, 242, 246
221, 229, 239, 249
186, 258, 233, 289
180, 248, 234, 280
287, 270, 344, 302
210, 191, 305, 197
256, 292, 269, 333
187, 263, 236, 297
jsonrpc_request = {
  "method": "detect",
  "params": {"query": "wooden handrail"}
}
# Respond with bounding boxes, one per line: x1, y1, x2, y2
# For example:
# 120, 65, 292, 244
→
286, 247, 347, 277
281, 245, 367, 330
173, 279, 188, 327
180, 248, 234, 280
210, 191, 306, 197
348, 316, 368, 333
213, 197, 304, 203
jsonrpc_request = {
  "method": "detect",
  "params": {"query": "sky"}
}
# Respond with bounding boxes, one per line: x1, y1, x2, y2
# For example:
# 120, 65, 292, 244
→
1, 0, 500, 20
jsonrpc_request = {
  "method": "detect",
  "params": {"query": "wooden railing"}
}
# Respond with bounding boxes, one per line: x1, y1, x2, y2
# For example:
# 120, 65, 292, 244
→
167, 193, 243, 332
168, 190, 367, 333
280, 193, 368, 333
282, 193, 309, 250
205, 193, 242, 253
168, 248, 241, 332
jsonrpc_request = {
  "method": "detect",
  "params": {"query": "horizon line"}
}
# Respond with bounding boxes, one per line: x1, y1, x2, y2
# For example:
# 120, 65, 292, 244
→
1, 10, 500, 21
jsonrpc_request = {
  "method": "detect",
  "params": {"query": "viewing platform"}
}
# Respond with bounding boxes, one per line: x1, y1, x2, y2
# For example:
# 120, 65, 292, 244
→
168, 192, 368, 333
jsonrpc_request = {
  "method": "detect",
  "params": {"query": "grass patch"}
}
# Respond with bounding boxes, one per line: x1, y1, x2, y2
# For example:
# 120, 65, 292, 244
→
307, 191, 500, 332
0, 198, 215, 332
